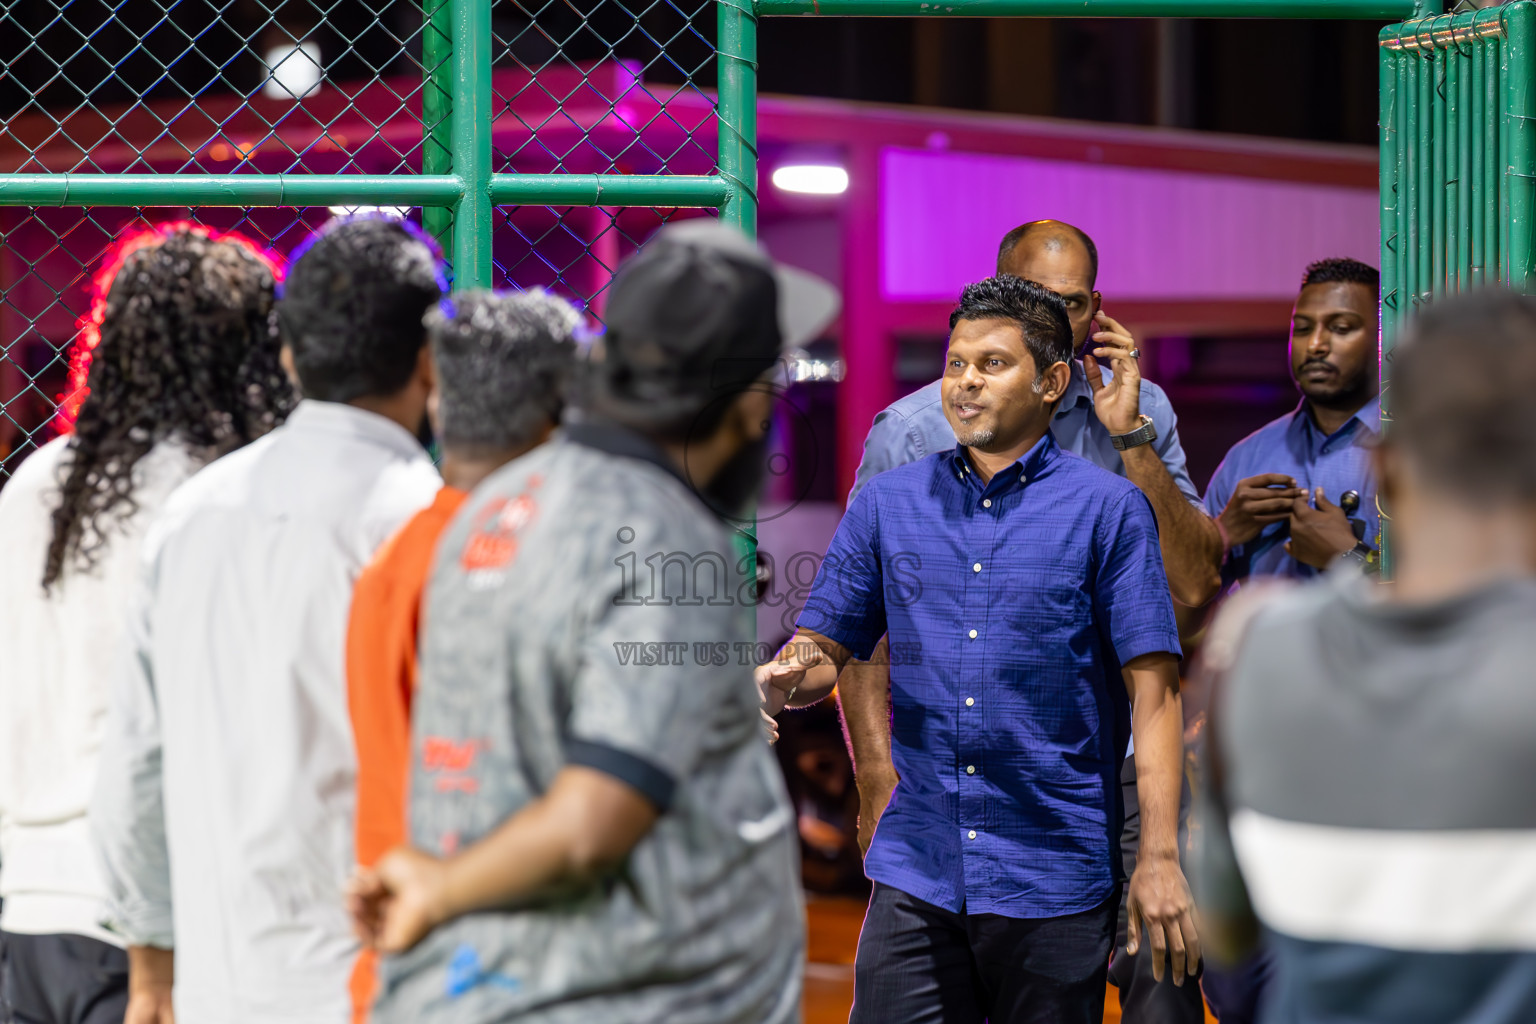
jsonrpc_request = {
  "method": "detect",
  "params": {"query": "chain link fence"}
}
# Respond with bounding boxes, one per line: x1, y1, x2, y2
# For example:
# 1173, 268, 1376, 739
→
0, 0, 743, 480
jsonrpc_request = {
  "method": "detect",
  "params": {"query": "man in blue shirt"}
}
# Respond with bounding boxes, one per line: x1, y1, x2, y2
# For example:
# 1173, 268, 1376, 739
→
1195, 258, 1379, 1024
761, 276, 1198, 1024
1204, 258, 1380, 589
838, 220, 1214, 1024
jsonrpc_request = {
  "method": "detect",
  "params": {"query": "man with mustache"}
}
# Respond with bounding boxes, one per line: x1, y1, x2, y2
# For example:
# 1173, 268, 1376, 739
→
1204, 258, 1381, 588
838, 220, 1218, 1024
762, 276, 1197, 1024
1195, 257, 1379, 1024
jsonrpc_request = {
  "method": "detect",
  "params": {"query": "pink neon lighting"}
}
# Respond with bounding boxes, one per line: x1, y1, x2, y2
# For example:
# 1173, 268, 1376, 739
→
880, 147, 1379, 302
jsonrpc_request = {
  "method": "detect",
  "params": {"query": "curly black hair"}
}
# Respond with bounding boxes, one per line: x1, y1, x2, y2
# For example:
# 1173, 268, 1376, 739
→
425, 289, 582, 452
43, 226, 297, 591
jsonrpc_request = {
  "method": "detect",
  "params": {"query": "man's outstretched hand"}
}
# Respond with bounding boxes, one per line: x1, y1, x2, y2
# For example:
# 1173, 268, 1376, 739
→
1125, 854, 1201, 985
347, 846, 451, 955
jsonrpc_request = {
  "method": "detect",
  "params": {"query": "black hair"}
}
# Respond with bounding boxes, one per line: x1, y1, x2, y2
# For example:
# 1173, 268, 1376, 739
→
1301, 257, 1380, 293
276, 216, 444, 402
996, 220, 1099, 287
1393, 288, 1536, 502
948, 275, 1074, 375
44, 227, 296, 591
425, 289, 582, 451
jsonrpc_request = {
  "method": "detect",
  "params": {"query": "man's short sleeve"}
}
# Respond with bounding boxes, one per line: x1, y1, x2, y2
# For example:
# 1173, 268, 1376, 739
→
564, 524, 751, 813
1142, 381, 1203, 508
848, 409, 921, 507
1093, 488, 1182, 663
795, 486, 886, 660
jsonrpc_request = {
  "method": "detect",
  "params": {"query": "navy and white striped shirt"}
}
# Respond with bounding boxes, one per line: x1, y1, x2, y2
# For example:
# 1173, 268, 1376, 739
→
1200, 574, 1536, 1024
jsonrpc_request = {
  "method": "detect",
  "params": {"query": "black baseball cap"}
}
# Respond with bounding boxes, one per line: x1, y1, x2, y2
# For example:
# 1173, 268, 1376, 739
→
587, 219, 839, 429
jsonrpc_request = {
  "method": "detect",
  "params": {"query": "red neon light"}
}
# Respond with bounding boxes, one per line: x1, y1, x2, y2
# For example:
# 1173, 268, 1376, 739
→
54, 220, 285, 434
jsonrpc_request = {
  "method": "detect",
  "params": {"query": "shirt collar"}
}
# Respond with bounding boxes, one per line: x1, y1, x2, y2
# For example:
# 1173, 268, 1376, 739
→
283, 400, 428, 462
563, 418, 694, 494
1055, 360, 1094, 418
1290, 393, 1382, 441
949, 430, 1060, 489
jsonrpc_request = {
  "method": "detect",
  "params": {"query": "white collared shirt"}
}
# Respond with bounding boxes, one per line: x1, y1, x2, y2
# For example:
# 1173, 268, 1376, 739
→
0, 436, 198, 945
92, 401, 440, 1024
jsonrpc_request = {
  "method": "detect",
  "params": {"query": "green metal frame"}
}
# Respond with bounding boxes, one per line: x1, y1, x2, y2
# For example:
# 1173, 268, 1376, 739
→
1376, 1, 1535, 572
0, 0, 1425, 265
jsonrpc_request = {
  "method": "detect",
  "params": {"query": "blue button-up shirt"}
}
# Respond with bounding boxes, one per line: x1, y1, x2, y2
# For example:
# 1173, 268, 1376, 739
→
798, 433, 1182, 918
848, 365, 1201, 506
1203, 397, 1379, 586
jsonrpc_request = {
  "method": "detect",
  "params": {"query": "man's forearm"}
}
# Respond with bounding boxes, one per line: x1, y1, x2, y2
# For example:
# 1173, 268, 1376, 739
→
1129, 662, 1185, 864
1121, 445, 1222, 607
836, 638, 896, 783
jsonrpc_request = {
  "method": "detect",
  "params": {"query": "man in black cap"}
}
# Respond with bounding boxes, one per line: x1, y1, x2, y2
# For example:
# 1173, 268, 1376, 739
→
347, 219, 838, 1024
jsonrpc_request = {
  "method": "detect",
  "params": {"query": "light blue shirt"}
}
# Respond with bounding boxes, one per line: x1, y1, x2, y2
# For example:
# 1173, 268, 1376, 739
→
1202, 397, 1380, 586
849, 363, 1202, 507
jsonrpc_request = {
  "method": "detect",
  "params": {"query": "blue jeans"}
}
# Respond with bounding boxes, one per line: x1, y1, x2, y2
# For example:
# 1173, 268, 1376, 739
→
850, 883, 1117, 1024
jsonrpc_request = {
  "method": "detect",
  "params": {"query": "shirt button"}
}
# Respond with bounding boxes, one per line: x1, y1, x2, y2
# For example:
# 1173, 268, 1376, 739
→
973, 562, 982, 572
968, 830, 978, 840
965, 697, 974, 706
966, 765, 975, 775
982, 499, 992, 508
968, 629, 978, 639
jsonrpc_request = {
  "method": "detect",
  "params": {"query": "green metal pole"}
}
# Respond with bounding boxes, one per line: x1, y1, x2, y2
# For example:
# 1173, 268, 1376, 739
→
1451, 38, 1470, 290
489, 174, 732, 207
423, 0, 455, 254
717, 0, 759, 239
1506, 2, 1535, 290
1418, 47, 1433, 305
1472, 30, 1486, 286
754, 0, 1416, 15
1486, 34, 1501, 283
0, 174, 464, 207
1396, 38, 1411, 331
1405, 48, 1421, 309
1431, 45, 1446, 295
716, 0, 761, 594
449, 0, 493, 289
1379, 40, 1400, 580
1380, 41, 1401, 350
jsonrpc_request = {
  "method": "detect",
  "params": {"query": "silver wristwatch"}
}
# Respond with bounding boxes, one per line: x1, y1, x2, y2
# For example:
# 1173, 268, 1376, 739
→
1110, 414, 1158, 451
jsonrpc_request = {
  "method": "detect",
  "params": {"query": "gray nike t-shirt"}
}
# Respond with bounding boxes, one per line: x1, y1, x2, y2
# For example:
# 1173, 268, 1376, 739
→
375, 424, 803, 1024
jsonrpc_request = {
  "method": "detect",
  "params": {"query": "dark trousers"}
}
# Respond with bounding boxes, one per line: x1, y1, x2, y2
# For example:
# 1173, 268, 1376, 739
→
850, 882, 1117, 1024
1109, 757, 1208, 1024
0, 932, 128, 1024
1200, 947, 1274, 1024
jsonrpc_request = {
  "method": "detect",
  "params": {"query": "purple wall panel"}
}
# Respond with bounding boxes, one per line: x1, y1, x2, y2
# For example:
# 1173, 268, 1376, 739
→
880, 147, 1379, 302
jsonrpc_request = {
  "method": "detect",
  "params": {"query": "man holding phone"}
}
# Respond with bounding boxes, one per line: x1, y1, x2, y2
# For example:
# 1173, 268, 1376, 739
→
1204, 258, 1381, 589
836, 220, 1219, 1024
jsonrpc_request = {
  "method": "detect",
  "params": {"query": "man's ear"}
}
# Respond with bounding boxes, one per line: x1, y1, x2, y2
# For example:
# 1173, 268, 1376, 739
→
1371, 439, 1398, 516
732, 386, 776, 443
279, 343, 302, 391
1091, 291, 1103, 319
414, 341, 436, 393
1038, 361, 1072, 404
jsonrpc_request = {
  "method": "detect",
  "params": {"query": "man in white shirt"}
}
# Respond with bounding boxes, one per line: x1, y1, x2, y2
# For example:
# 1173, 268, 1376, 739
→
91, 216, 445, 1024
0, 225, 294, 1024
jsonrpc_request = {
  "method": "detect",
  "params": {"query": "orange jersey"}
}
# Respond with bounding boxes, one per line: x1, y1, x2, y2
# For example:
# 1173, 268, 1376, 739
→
345, 485, 466, 1022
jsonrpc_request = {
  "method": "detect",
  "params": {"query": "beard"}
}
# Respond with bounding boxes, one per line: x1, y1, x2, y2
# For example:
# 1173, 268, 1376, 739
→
699, 432, 769, 525
952, 423, 997, 449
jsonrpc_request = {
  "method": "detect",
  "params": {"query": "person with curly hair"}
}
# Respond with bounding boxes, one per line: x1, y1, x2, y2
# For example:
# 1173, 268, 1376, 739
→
90, 215, 444, 1024
344, 289, 582, 1022
0, 223, 294, 1024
